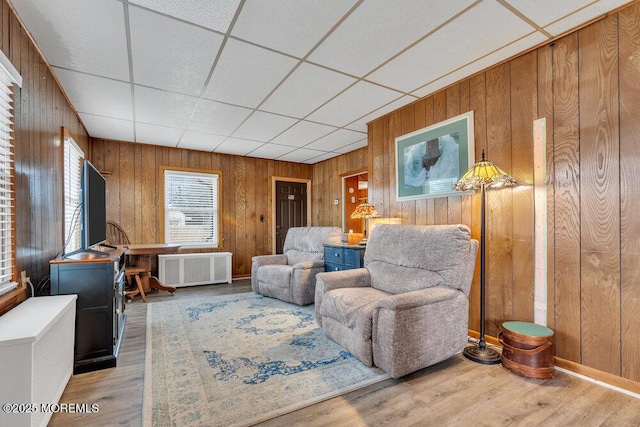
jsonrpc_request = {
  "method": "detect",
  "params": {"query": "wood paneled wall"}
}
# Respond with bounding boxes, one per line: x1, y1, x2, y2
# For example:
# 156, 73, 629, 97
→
0, 0, 88, 311
366, 4, 640, 382
90, 139, 311, 277
311, 147, 367, 227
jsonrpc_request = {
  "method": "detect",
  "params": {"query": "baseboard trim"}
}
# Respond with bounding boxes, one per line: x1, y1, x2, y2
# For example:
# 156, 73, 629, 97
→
467, 329, 640, 397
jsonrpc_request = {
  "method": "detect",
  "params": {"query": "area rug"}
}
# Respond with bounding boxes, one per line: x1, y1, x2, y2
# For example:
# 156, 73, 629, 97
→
143, 293, 388, 427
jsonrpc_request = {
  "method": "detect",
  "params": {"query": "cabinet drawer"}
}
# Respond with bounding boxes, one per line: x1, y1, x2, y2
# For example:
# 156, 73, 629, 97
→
324, 247, 344, 262
324, 262, 345, 272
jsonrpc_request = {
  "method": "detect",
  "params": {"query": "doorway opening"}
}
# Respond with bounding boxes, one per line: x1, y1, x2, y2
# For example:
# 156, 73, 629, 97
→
342, 170, 368, 242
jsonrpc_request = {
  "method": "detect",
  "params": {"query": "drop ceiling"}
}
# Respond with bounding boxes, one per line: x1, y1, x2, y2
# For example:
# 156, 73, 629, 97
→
8, 0, 633, 164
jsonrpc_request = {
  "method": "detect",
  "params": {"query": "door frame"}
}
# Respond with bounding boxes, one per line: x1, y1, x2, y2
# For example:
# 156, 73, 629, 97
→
341, 168, 367, 232
271, 176, 312, 254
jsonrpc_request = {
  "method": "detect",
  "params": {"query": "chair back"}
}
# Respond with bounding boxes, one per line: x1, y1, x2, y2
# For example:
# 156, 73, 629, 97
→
106, 221, 131, 245
283, 227, 341, 265
364, 224, 478, 295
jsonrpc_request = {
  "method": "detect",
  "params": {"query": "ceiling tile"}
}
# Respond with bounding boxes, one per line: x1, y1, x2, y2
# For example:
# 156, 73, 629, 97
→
271, 120, 337, 147
53, 68, 132, 120
232, 111, 298, 142
543, 0, 633, 35
79, 113, 134, 141
129, 0, 241, 33
203, 38, 297, 108
277, 147, 327, 163
260, 63, 356, 117
345, 95, 418, 131
246, 143, 295, 159
302, 151, 342, 164
135, 122, 183, 147
507, 0, 630, 29
129, 5, 223, 96
307, 81, 403, 127
411, 32, 547, 99
178, 131, 227, 152
188, 99, 252, 135
309, 0, 476, 77
368, 0, 535, 92
305, 129, 365, 151
9, 0, 129, 80
214, 138, 264, 156
335, 138, 368, 154
135, 86, 199, 128
231, 0, 358, 57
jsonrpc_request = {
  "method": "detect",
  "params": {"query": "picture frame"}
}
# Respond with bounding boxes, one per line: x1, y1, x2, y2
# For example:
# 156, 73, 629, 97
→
395, 110, 475, 201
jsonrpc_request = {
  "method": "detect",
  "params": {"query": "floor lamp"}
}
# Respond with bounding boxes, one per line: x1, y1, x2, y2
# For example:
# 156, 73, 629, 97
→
454, 150, 516, 364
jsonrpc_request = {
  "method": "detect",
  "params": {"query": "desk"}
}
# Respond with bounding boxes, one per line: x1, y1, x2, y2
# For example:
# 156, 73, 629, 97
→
125, 243, 181, 296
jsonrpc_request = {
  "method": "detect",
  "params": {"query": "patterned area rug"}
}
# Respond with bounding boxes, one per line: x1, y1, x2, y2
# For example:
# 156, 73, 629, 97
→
143, 293, 388, 426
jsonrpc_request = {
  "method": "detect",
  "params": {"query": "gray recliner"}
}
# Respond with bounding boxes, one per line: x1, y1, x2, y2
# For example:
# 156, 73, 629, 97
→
315, 224, 478, 378
251, 226, 341, 305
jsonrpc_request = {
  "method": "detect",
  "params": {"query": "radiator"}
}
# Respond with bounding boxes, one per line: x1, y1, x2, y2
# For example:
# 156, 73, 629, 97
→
0, 295, 77, 427
158, 252, 232, 287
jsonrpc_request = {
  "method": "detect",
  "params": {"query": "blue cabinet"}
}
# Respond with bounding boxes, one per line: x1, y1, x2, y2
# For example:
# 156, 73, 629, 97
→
324, 244, 365, 272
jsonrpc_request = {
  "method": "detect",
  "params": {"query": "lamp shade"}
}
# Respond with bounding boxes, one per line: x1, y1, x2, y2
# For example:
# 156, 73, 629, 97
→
454, 150, 516, 191
350, 201, 380, 219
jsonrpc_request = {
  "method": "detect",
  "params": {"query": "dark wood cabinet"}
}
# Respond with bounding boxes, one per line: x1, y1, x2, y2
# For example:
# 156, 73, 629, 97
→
324, 244, 366, 272
50, 246, 126, 374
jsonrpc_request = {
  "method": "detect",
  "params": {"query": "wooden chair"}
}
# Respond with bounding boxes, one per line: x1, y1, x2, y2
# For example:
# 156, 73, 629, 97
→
106, 221, 147, 302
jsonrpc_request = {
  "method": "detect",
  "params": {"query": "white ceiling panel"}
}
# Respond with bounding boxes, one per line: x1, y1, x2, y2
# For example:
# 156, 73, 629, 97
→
305, 129, 365, 151
135, 123, 184, 147
345, 95, 418, 132
271, 120, 337, 147
129, 6, 223, 96
129, 0, 241, 33
232, 111, 298, 142
260, 62, 356, 118
368, 0, 535, 93
307, 81, 403, 127
277, 147, 327, 163
411, 32, 548, 98
246, 143, 295, 160
335, 138, 368, 154
214, 138, 264, 156
79, 113, 134, 142
9, 0, 130, 81
134, 86, 199, 128
544, 0, 633, 36
178, 131, 226, 152
53, 68, 133, 120
203, 39, 298, 108
231, 0, 358, 57
188, 99, 252, 135
11, 0, 632, 163
303, 151, 342, 164
308, 0, 476, 77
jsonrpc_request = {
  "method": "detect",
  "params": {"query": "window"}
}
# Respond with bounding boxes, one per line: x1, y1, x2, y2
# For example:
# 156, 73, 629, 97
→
163, 168, 220, 247
0, 52, 21, 294
63, 133, 83, 254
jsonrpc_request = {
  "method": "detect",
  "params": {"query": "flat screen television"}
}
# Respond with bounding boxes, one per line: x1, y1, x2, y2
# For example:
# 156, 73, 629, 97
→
82, 160, 107, 249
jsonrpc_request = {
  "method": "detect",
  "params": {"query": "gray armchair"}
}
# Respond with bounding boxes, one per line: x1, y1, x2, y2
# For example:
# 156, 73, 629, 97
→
315, 224, 478, 378
251, 226, 341, 305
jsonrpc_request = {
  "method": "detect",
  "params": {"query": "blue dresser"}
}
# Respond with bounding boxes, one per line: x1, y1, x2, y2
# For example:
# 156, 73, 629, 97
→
323, 244, 366, 272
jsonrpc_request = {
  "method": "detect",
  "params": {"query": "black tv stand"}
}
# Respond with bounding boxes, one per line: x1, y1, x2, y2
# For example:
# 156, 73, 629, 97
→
64, 244, 117, 260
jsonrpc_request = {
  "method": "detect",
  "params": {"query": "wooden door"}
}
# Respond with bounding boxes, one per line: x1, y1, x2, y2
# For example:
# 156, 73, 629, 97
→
275, 181, 307, 253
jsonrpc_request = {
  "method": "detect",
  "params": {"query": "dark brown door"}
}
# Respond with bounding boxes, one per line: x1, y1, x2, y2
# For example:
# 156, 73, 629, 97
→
275, 181, 307, 253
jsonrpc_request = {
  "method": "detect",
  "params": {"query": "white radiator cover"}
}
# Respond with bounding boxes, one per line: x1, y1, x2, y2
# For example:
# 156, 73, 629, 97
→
0, 295, 77, 427
158, 252, 232, 287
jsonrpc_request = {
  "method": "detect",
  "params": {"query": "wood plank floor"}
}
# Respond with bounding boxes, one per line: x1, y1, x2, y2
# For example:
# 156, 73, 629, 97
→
50, 280, 640, 427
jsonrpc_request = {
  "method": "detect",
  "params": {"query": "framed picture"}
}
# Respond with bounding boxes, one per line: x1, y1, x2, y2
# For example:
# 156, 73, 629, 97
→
395, 111, 475, 201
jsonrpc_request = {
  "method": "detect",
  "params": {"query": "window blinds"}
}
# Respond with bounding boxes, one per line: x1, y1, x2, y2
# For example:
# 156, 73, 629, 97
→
0, 52, 21, 287
63, 136, 83, 254
164, 169, 219, 246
